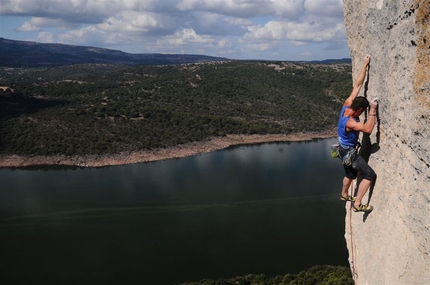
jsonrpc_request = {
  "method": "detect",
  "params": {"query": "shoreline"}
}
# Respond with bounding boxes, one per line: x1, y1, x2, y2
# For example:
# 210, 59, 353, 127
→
0, 131, 336, 168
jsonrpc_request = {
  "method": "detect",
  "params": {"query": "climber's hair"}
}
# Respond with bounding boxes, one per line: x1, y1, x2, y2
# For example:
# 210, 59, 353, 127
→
351, 96, 370, 111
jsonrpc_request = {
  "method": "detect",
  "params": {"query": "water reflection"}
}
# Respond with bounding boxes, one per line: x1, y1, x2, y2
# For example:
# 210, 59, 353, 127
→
0, 139, 347, 285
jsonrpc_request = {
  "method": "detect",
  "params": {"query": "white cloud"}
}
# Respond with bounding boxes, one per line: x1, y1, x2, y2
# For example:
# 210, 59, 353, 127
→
16, 21, 39, 32
253, 21, 288, 40
57, 26, 113, 45
243, 16, 345, 44
122, 0, 180, 13
176, 0, 310, 19
177, 0, 274, 17
1, 0, 120, 23
216, 38, 231, 48
187, 12, 249, 36
304, 0, 343, 18
290, 40, 308, 46
249, 42, 275, 52
18, 17, 76, 31
1, 0, 349, 60
159, 28, 215, 45
272, 0, 305, 18
97, 11, 165, 33
37, 31, 54, 43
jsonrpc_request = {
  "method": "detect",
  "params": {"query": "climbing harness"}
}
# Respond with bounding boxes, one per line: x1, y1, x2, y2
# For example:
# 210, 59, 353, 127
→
342, 147, 358, 166
330, 142, 361, 165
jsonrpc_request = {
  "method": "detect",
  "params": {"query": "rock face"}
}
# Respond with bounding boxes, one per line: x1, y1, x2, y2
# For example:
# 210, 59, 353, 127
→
342, 1, 429, 284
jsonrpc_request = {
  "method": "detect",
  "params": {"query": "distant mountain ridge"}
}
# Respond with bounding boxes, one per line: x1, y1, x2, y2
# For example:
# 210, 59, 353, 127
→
306, 58, 351, 64
0, 37, 228, 67
0, 37, 351, 67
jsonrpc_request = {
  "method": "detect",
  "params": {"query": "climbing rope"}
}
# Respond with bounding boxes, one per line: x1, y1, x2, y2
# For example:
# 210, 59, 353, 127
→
348, 63, 370, 284
349, 182, 357, 284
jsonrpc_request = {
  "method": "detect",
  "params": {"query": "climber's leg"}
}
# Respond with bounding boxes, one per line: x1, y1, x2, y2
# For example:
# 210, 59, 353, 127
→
341, 176, 354, 200
351, 155, 376, 211
353, 178, 371, 208
341, 161, 357, 200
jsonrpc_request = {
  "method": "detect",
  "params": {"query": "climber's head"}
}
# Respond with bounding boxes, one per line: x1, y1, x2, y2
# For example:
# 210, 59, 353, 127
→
351, 96, 369, 116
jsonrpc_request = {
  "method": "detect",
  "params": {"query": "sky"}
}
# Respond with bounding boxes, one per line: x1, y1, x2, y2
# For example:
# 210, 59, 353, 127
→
0, 0, 350, 61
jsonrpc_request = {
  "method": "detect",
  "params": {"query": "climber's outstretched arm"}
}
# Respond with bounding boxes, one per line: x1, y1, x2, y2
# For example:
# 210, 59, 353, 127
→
344, 54, 371, 107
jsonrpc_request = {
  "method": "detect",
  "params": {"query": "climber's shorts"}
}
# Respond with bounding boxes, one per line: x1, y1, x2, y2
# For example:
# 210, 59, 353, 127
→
344, 154, 376, 180
339, 146, 376, 181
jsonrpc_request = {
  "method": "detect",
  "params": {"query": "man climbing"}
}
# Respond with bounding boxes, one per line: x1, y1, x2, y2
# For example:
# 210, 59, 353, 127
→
338, 54, 378, 213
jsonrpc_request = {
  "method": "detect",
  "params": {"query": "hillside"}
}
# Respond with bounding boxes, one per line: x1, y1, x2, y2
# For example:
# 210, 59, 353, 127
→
0, 37, 227, 67
0, 60, 351, 164
342, 1, 430, 284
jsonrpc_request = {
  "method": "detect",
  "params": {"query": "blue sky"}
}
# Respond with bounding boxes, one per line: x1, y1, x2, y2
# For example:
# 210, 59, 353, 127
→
0, 0, 350, 61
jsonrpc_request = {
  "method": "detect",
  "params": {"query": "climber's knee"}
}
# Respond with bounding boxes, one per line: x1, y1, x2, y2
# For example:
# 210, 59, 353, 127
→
363, 168, 376, 181
352, 155, 376, 181
343, 164, 357, 179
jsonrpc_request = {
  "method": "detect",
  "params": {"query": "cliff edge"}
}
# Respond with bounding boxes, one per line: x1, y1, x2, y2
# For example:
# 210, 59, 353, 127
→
342, 0, 429, 284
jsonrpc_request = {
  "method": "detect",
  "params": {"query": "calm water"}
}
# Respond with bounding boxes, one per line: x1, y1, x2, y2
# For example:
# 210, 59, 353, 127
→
0, 138, 348, 285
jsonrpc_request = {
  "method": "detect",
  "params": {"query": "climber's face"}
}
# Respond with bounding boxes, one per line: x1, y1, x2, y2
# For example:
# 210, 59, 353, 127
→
353, 108, 365, 118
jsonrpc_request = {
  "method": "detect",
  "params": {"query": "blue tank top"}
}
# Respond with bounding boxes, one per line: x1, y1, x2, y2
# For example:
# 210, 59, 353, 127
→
337, 106, 359, 147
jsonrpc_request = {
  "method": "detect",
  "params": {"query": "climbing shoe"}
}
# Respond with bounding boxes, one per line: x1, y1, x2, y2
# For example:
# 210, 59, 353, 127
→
352, 204, 373, 213
340, 195, 356, 202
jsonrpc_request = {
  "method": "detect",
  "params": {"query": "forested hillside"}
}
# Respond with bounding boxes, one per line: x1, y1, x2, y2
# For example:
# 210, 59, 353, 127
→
0, 60, 351, 156
0, 37, 227, 67
178, 265, 353, 285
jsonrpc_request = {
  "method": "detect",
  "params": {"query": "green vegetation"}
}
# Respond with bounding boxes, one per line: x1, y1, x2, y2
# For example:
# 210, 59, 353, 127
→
0, 61, 351, 156
177, 265, 353, 285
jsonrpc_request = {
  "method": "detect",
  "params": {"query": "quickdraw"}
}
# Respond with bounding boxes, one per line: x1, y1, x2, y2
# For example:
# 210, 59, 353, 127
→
342, 148, 356, 166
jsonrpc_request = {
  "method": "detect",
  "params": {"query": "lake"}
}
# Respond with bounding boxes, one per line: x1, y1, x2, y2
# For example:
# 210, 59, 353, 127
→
0, 138, 349, 285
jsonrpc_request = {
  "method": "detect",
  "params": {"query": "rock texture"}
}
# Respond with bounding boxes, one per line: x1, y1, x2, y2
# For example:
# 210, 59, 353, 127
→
342, 0, 430, 284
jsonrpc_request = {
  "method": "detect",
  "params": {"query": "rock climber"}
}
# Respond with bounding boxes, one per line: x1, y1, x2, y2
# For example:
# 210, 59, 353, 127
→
338, 54, 378, 213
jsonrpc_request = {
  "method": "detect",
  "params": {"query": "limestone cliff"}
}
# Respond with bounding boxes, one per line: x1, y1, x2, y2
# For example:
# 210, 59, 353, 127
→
342, 0, 430, 284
